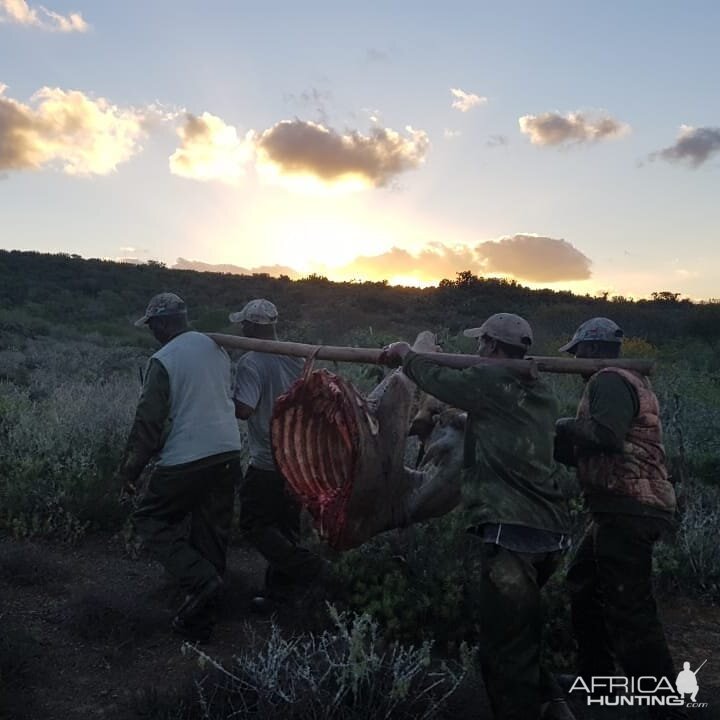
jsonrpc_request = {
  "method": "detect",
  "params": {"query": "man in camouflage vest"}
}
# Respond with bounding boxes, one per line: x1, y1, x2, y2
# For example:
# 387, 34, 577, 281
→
555, 317, 684, 719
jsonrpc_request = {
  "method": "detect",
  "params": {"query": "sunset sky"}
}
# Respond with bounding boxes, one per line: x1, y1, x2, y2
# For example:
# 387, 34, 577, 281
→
1, 1, 719, 298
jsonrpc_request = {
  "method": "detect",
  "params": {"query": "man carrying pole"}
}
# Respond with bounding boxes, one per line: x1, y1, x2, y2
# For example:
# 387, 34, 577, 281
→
554, 317, 684, 720
116, 293, 243, 642
230, 299, 326, 612
382, 313, 575, 720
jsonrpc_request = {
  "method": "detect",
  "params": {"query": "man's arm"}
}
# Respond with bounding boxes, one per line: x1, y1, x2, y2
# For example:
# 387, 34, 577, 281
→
234, 400, 255, 420
115, 358, 170, 493
233, 356, 262, 420
556, 372, 638, 455
402, 350, 484, 411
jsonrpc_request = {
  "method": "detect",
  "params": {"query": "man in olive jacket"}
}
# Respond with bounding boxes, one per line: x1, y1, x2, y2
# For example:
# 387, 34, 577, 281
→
383, 313, 573, 720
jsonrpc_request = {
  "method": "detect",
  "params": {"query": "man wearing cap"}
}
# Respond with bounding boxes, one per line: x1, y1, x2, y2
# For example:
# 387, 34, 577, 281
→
230, 299, 325, 610
382, 314, 573, 720
115, 292, 242, 641
555, 318, 682, 718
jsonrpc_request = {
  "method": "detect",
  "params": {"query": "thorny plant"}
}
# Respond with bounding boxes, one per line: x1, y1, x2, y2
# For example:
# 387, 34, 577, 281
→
179, 606, 468, 719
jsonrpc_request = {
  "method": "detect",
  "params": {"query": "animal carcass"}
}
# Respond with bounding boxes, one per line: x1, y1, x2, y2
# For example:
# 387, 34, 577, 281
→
271, 332, 464, 551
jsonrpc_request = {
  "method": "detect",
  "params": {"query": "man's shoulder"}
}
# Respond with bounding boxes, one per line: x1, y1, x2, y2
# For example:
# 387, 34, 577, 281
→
154, 332, 224, 362
591, 367, 640, 395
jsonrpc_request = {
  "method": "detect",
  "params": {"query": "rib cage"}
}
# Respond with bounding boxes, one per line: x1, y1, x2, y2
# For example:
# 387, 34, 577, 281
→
271, 331, 462, 551
272, 368, 367, 549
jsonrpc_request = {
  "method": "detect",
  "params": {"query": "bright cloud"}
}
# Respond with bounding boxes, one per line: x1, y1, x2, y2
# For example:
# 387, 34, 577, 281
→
169, 115, 430, 190
450, 88, 486, 112
519, 110, 629, 146
649, 125, 720, 168
0, 83, 148, 174
331, 235, 592, 284
169, 112, 254, 184
0, 0, 88, 32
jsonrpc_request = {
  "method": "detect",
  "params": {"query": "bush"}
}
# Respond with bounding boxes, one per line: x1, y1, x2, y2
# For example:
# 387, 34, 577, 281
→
136, 607, 469, 719
0, 345, 139, 539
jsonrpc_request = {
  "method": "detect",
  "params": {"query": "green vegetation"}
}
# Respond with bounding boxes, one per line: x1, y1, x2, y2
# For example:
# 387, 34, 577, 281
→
1, 248, 719, 654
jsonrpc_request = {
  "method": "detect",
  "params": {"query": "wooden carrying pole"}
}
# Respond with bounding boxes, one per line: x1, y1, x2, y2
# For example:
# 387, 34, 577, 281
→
207, 333, 655, 376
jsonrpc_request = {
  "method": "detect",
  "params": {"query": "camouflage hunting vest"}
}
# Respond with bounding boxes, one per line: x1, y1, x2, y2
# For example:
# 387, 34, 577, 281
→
577, 368, 676, 513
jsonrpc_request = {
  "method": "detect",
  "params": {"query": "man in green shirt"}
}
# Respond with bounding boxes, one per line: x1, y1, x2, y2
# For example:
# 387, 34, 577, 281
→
383, 313, 573, 720
555, 318, 683, 720
115, 293, 243, 642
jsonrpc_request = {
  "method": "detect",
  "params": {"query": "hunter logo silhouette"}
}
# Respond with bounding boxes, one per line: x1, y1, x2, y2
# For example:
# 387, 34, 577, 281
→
676, 660, 706, 702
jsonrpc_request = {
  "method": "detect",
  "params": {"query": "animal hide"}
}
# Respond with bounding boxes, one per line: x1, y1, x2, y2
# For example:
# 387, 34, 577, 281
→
271, 332, 463, 550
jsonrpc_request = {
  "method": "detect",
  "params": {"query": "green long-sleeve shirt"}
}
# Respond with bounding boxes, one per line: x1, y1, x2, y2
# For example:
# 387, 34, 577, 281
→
403, 351, 570, 533
116, 358, 171, 486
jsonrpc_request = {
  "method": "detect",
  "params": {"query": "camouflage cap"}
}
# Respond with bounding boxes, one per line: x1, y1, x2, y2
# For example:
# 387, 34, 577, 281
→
229, 298, 278, 325
134, 292, 187, 327
559, 317, 623, 354
463, 313, 533, 349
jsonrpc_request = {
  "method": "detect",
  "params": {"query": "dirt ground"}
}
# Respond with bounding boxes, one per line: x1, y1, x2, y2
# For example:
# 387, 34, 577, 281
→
1, 533, 718, 720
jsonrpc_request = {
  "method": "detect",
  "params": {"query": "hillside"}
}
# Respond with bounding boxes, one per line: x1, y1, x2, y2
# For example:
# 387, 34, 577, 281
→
3, 249, 720, 354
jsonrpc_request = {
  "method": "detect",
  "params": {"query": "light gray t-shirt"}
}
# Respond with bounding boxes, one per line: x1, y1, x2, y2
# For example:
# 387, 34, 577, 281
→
233, 351, 304, 471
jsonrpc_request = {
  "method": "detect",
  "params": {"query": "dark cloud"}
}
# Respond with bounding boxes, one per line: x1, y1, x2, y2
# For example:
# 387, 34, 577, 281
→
649, 126, 720, 168
0, 91, 36, 170
173, 258, 301, 279
477, 234, 592, 281
365, 48, 390, 63
256, 119, 429, 187
486, 134, 508, 148
519, 111, 629, 146
282, 88, 333, 125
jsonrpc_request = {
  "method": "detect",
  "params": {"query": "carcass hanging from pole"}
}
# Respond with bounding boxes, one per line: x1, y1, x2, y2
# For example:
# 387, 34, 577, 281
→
270, 332, 463, 551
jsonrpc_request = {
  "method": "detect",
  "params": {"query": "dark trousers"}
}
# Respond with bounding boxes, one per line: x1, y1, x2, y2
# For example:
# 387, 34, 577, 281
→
133, 456, 239, 593
239, 466, 322, 592
567, 513, 677, 683
467, 539, 564, 720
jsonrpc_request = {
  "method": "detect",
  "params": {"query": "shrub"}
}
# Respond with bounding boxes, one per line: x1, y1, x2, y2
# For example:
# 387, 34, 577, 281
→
148, 607, 468, 720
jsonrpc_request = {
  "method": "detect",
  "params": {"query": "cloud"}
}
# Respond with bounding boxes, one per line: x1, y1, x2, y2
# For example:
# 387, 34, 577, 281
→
333, 243, 477, 284
648, 125, 720, 168
477, 234, 592, 281
519, 110, 629, 146
332, 235, 592, 284
486, 134, 508, 148
255, 119, 429, 188
366, 48, 390, 63
169, 112, 254, 184
444, 129, 461, 139
450, 88, 487, 113
168, 112, 429, 190
173, 257, 301, 279
0, 0, 88, 31
282, 87, 333, 125
0, 83, 148, 174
